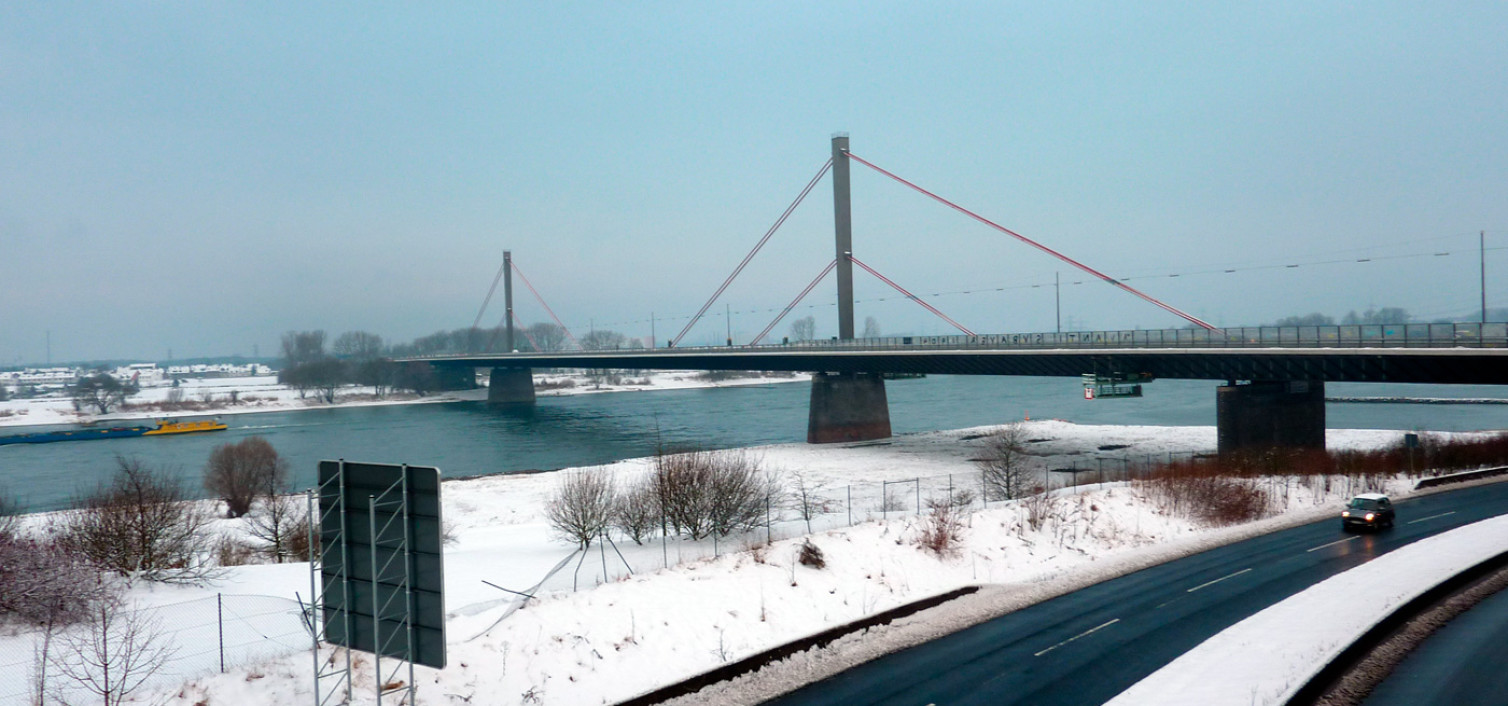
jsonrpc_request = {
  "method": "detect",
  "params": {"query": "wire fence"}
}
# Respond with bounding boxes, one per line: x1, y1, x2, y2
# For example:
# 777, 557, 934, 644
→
0, 593, 308, 706
478, 450, 1208, 609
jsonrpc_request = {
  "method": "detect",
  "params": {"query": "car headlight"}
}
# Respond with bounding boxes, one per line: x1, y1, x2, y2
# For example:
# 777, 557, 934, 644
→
1342, 511, 1351, 517
1365, 513, 1375, 522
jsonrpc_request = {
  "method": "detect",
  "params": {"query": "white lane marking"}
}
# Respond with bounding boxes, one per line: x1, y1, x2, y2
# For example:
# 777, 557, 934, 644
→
1408, 511, 1457, 525
1186, 568, 1252, 593
1033, 618, 1120, 657
1307, 536, 1360, 553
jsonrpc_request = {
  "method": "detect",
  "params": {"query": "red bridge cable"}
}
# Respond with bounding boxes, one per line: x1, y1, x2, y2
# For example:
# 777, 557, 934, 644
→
511, 260, 582, 350
750, 259, 838, 345
843, 151, 1218, 331
848, 256, 977, 336
670, 158, 834, 348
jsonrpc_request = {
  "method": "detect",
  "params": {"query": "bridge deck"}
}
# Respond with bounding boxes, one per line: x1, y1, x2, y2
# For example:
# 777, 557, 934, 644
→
411, 324, 1508, 386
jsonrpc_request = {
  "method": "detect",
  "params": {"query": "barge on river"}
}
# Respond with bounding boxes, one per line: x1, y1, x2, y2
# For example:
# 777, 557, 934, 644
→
0, 419, 228, 445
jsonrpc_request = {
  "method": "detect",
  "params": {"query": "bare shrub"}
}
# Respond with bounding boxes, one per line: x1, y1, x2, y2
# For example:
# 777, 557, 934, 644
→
48, 598, 177, 706
944, 487, 978, 509
977, 423, 1032, 501
1139, 470, 1271, 527
916, 498, 966, 557
708, 452, 779, 537
282, 506, 318, 561
545, 468, 616, 547
213, 534, 259, 567
0, 488, 18, 540
1022, 489, 1059, 532
55, 456, 216, 583
612, 479, 660, 545
798, 539, 826, 569
652, 449, 779, 540
204, 436, 290, 518
0, 533, 114, 626
653, 450, 716, 539
880, 489, 909, 513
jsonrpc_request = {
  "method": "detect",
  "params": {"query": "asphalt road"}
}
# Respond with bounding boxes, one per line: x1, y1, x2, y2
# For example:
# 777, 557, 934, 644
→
766, 481, 1508, 706
1362, 577, 1508, 706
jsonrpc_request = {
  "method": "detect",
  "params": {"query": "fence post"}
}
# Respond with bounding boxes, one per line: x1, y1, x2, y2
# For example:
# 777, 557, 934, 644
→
915, 478, 921, 514
218, 593, 225, 673
847, 485, 852, 526
599, 529, 608, 584
765, 495, 772, 545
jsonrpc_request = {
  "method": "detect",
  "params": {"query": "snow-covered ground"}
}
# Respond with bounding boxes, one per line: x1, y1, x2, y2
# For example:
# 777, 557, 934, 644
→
1108, 513, 1508, 706
1, 415, 1481, 706
0, 370, 810, 428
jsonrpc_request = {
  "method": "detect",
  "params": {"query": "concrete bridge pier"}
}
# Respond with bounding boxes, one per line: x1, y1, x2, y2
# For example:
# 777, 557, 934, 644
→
808, 372, 892, 443
1216, 380, 1326, 454
488, 367, 536, 404
431, 364, 478, 391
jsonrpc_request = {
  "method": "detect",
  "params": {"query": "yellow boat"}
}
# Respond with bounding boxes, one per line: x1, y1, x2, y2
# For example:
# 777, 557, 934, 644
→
142, 419, 229, 436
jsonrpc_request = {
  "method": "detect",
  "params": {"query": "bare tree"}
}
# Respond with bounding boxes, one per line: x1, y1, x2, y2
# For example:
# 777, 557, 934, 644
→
527, 323, 570, 351
789, 316, 816, 342
56, 457, 215, 583
356, 359, 399, 398
204, 436, 289, 518
580, 329, 627, 350
48, 598, 177, 706
332, 330, 384, 360
280, 330, 327, 368
861, 316, 882, 338
544, 468, 616, 548
788, 471, 830, 534
72, 374, 133, 415
246, 493, 307, 563
976, 423, 1032, 501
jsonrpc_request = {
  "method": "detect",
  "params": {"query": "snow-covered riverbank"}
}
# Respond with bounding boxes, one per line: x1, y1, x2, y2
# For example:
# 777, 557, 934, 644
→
1, 417, 1467, 706
0, 370, 811, 429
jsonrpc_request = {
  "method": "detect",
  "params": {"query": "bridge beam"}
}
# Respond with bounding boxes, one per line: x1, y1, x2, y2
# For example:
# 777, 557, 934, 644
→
808, 372, 891, 443
1216, 380, 1325, 454
488, 367, 536, 405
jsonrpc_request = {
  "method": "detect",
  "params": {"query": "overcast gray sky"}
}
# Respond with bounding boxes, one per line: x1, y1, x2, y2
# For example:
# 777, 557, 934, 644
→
3, 3, 1506, 364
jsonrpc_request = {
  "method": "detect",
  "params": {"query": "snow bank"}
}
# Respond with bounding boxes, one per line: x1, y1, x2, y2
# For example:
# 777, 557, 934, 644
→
1106, 514, 1508, 706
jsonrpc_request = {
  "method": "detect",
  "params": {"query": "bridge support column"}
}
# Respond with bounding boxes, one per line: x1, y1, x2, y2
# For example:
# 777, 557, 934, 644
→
488, 367, 536, 405
431, 365, 477, 391
807, 372, 891, 444
1216, 380, 1325, 454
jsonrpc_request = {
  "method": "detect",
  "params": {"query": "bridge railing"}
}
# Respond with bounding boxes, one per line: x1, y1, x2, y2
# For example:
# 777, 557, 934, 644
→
414, 322, 1508, 359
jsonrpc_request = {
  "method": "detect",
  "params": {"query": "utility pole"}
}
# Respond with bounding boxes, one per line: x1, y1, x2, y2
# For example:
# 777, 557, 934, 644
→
1055, 272, 1062, 334
1481, 231, 1488, 324
650, 312, 655, 349
45, 330, 50, 366
832, 134, 855, 340
726, 303, 732, 346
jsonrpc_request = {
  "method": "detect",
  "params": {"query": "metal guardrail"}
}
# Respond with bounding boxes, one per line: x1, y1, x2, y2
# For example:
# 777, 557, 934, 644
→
409, 322, 1508, 359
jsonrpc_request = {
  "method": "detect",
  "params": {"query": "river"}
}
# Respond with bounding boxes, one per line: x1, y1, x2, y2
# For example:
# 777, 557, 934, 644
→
4, 376, 1508, 513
